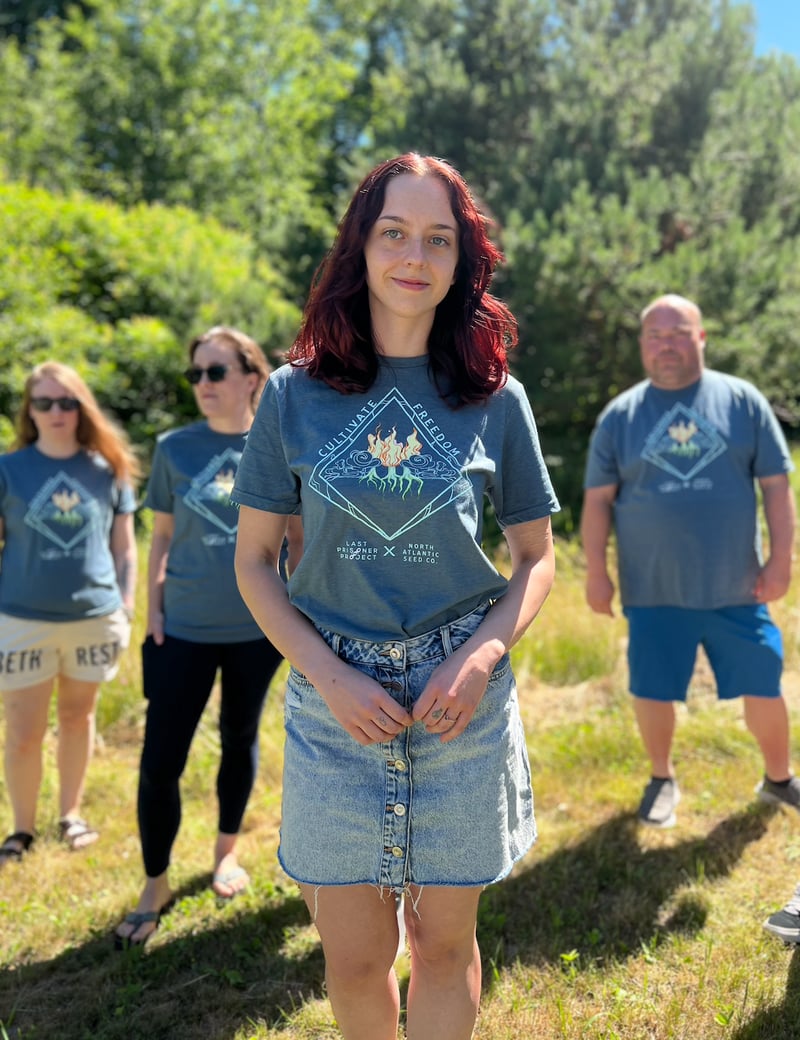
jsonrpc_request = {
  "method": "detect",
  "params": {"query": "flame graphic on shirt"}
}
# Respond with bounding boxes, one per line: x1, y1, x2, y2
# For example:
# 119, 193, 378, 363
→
363, 424, 424, 498
667, 419, 700, 456
50, 488, 84, 527
212, 467, 236, 500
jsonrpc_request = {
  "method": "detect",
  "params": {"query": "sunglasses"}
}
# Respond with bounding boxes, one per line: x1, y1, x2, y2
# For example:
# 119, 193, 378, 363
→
184, 364, 230, 385
30, 396, 81, 413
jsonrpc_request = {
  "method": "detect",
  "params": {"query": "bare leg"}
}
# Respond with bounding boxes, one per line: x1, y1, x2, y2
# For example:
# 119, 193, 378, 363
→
298, 882, 400, 1040
2, 679, 54, 835
633, 697, 676, 777
404, 885, 482, 1040
55, 676, 100, 826
743, 695, 792, 781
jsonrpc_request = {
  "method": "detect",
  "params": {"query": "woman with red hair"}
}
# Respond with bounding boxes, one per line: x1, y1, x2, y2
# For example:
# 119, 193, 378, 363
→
234, 154, 558, 1039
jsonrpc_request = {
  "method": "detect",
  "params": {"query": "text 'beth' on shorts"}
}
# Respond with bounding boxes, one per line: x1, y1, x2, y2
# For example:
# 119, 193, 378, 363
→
624, 603, 783, 702
278, 602, 537, 892
0, 609, 131, 692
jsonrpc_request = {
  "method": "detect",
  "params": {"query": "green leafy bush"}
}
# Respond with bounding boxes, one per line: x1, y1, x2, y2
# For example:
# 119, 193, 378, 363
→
0, 180, 301, 453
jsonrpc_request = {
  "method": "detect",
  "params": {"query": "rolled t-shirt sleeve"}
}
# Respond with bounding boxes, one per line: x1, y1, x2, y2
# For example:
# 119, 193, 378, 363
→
114, 479, 137, 515
232, 378, 300, 514
753, 391, 793, 478
143, 438, 175, 514
490, 379, 560, 527
584, 415, 621, 489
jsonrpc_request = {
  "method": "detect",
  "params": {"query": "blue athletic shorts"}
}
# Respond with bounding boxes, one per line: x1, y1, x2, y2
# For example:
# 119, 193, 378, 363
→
624, 604, 783, 702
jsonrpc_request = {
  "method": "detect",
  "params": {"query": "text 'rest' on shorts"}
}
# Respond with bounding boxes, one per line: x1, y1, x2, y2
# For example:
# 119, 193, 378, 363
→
0, 609, 131, 692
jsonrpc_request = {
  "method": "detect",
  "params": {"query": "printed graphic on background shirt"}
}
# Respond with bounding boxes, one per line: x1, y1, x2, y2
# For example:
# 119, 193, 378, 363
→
310, 388, 469, 542
642, 403, 727, 486
184, 449, 241, 544
25, 471, 100, 556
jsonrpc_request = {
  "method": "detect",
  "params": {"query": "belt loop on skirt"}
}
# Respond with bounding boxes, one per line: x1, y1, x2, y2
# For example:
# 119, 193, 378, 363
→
330, 632, 342, 657
439, 620, 454, 657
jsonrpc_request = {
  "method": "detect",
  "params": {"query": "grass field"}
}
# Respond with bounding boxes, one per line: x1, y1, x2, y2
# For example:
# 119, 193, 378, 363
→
1, 541, 800, 1039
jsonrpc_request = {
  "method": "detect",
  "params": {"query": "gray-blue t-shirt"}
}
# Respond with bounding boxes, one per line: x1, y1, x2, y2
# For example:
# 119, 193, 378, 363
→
232, 357, 559, 641
145, 422, 264, 643
583, 370, 793, 608
0, 446, 136, 621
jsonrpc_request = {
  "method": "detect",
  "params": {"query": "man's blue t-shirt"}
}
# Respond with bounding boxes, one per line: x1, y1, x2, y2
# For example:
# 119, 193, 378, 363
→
232, 357, 560, 642
584, 370, 793, 608
144, 421, 263, 643
0, 446, 136, 621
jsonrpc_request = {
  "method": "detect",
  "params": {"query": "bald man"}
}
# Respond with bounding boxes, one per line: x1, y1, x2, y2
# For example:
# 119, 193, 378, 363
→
581, 294, 797, 828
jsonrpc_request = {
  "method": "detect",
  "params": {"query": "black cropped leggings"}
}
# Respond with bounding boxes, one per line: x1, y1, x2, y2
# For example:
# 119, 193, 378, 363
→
137, 633, 283, 877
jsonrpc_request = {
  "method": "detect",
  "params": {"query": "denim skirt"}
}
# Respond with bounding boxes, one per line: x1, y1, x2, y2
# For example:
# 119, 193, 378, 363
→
279, 602, 536, 891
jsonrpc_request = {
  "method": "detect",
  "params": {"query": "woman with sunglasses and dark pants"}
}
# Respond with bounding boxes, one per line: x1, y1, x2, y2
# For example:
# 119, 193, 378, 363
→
0, 361, 139, 866
115, 326, 301, 948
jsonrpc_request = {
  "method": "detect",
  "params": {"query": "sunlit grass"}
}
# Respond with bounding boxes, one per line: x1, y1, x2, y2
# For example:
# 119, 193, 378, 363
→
2, 517, 800, 1039
513, 538, 626, 686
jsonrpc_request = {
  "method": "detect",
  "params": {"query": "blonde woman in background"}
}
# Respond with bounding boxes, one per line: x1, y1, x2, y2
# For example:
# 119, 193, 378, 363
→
0, 361, 139, 865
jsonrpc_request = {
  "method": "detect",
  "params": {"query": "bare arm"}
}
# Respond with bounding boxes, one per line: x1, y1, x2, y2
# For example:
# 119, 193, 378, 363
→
412, 515, 556, 743
110, 512, 137, 618
147, 511, 174, 644
580, 483, 618, 616
235, 505, 413, 745
755, 473, 796, 602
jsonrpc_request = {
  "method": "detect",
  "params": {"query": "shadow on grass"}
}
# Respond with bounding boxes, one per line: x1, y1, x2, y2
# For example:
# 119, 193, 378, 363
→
0, 805, 778, 1040
728, 945, 800, 1040
479, 804, 777, 969
0, 875, 324, 1040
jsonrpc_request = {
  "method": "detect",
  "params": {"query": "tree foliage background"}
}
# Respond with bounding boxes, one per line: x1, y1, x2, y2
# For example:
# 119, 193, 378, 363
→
2, 0, 798, 527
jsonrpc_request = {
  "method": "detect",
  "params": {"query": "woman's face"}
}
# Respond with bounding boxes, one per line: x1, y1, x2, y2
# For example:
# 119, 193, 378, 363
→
364, 173, 459, 332
28, 375, 81, 443
190, 339, 257, 422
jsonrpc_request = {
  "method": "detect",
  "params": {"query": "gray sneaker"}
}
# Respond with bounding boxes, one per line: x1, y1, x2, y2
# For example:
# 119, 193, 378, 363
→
637, 777, 680, 828
763, 883, 800, 944
756, 775, 800, 813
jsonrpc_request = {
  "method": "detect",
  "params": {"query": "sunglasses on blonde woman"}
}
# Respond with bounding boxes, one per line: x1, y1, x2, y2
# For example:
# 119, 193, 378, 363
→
30, 396, 81, 412
184, 364, 230, 385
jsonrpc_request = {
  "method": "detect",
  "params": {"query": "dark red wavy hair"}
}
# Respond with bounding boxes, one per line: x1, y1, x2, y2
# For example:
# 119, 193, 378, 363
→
289, 153, 517, 406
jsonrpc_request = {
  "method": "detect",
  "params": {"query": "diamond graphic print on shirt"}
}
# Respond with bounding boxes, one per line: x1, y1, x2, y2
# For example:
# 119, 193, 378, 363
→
309, 387, 470, 541
641, 403, 727, 481
184, 448, 242, 534
25, 471, 97, 550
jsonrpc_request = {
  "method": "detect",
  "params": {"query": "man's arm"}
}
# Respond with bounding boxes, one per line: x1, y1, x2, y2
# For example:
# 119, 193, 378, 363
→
580, 483, 618, 616
755, 473, 796, 602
